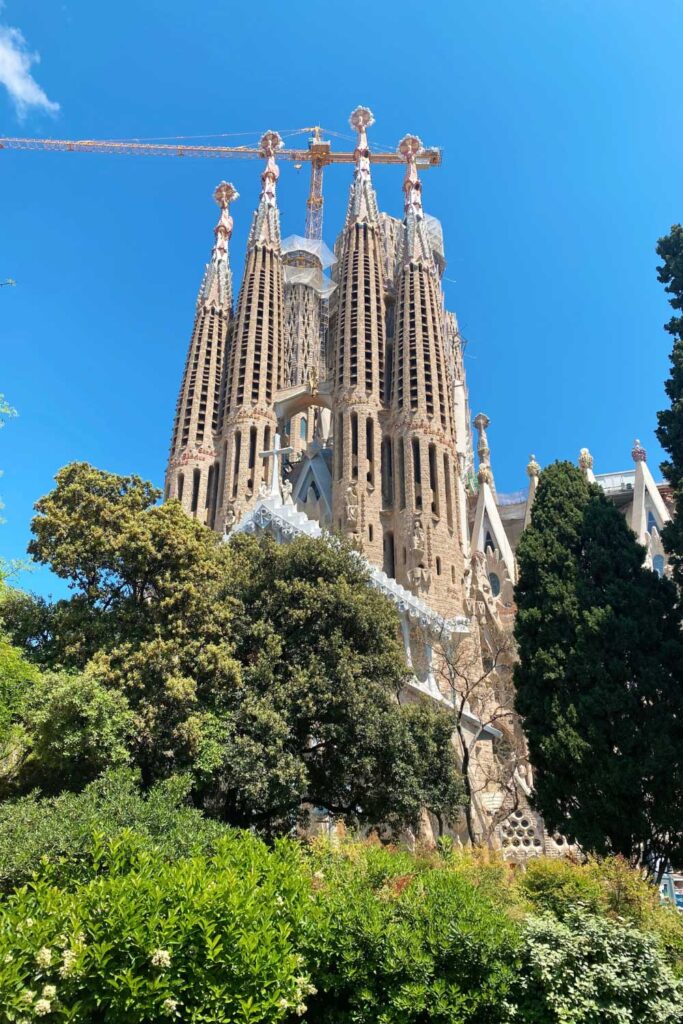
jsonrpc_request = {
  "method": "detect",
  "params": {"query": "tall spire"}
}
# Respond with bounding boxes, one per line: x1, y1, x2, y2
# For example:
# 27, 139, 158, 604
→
199, 181, 238, 308
249, 130, 283, 248
345, 106, 379, 225
165, 182, 236, 526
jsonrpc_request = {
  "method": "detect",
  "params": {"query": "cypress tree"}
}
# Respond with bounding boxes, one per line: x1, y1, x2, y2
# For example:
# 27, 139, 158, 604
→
656, 224, 683, 589
514, 461, 683, 871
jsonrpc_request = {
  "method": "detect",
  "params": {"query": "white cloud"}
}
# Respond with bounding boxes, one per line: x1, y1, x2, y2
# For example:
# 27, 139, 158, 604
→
0, 22, 59, 118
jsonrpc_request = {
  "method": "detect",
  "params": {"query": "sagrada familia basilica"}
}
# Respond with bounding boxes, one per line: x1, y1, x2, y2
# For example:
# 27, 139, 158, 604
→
164, 108, 673, 856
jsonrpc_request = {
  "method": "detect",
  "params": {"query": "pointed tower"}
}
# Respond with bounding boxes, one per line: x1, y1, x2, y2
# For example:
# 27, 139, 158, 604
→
388, 135, 462, 613
331, 107, 386, 564
217, 132, 285, 530
166, 181, 238, 526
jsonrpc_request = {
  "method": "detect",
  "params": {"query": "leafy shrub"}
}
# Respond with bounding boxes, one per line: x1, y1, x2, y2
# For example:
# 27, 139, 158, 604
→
0, 768, 228, 892
302, 839, 520, 1023
516, 911, 683, 1023
0, 832, 314, 1023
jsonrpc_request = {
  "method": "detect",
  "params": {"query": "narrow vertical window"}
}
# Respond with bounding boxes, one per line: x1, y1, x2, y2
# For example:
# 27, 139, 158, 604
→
232, 431, 241, 498
177, 473, 184, 502
443, 453, 454, 529
428, 444, 439, 517
383, 530, 396, 578
397, 437, 406, 510
337, 413, 344, 481
191, 468, 201, 513
262, 426, 271, 483
351, 412, 359, 480
366, 417, 374, 486
381, 437, 393, 508
412, 438, 422, 511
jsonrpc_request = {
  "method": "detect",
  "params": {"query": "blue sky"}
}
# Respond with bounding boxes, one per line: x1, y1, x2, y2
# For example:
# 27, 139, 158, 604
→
1, 0, 682, 596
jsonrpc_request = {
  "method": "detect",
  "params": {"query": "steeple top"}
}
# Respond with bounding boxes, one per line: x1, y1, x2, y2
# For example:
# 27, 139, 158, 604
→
527, 454, 541, 479
350, 106, 374, 182
212, 181, 238, 258
398, 134, 424, 218
632, 438, 647, 463
258, 130, 283, 206
249, 131, 284, 249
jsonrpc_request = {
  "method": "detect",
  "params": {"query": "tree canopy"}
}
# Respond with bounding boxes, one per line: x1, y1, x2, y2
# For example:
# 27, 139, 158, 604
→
514, 461, 683, 871
0, 462, 464, 836
656, 224, 683, 591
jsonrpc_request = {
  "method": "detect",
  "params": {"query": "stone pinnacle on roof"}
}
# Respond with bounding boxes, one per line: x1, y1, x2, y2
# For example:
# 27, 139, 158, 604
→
398, 134, 424, 218
632, 438, 647, 462
212, 181, 238, 257
249, 130, 284, 248
198, 181, 238, 308
526, 454, 541, 478
345, 106, 379, 225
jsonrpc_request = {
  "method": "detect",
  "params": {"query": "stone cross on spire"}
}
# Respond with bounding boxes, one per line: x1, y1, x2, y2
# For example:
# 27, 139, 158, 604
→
398, 134, 424, 219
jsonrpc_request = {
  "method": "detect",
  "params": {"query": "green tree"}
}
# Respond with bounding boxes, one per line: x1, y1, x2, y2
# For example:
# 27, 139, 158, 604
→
4, 462, 464, 836
514, 461, 683, 872
656, 225, 683, 590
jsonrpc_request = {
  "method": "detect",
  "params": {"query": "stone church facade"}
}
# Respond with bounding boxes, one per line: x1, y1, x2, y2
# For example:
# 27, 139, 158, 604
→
165, 109, 673, 857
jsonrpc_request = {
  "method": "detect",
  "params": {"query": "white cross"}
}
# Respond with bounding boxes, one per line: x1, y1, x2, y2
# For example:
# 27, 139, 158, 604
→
260, 432, 293, 498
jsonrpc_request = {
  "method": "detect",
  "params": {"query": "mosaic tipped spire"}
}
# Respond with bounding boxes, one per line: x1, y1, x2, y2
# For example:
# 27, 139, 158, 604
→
632, 438, 647, 462
198, 181, 238, 308
249, 130, 284, 248
345, 106, 379, 225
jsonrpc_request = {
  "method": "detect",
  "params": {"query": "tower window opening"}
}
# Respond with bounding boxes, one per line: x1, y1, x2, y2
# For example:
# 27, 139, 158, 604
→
436, 556, 442, 576
232, 431, 242, 498
366, 417, 374, 486
485, 530, 494, 553
397, 437, 406, 509
368, 523, 373, 543
262, 426, 271, 482
444, 453, 454, 529
412, 438, 422, 511
428, 444, 439, 517
383, 530, 396, 578
337, 413, 344, 481
351, 412, 359, 480
488, 572, 501, 598
647, 510, 657, 533
381, 436, 394, 508
206, 464, 214, 509
451, 565, 456, 583
177, 473, 184, 502
191, 468, 201, 514
300, 416, 308, 441
653, 554, 665, 578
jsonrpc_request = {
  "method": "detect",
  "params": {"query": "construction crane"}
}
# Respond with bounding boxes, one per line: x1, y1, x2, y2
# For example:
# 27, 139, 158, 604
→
0, 127, 441, 242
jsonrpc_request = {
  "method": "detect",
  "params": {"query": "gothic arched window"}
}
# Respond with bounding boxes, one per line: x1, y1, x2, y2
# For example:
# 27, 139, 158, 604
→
647, 510, 657, 533
653, 554, 665, 578
488, 572, 501, 597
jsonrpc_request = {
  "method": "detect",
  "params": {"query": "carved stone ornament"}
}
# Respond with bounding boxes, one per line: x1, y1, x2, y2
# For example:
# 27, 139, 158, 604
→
632, 438, 647, 463
345, 482, 360, 532
224, 502, 240, 533
578, 447, 594, 470
526, 454, 540, 479
411, 513, 426, 563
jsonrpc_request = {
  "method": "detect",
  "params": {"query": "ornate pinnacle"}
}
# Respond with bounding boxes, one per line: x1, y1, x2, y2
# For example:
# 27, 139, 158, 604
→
527, 454, 541, 478
473, 413, 491, 462
212, 181, 238, 257
632, 438, 647, 463
350, 106, 374, 182
398, 134, 424, 218
578, 447, 594, 471
258, 130, 284, 206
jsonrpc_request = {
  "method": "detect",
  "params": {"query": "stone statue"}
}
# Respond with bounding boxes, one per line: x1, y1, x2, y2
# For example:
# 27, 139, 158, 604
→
411, 514, 425, 564
282, 477, 293, 505
224, 502, 240, 533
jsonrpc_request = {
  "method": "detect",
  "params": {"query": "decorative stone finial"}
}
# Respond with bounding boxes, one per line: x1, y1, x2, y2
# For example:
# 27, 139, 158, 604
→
473, 413, 491, 461
398, 134, 424, 218
478, 464, 493, 486
578, 447, 594, 471
527, 454, 540, 479
632, 438, 647, 463
212, 181, 238, 256
350, 106, 374, 182
258, 130, 283, 206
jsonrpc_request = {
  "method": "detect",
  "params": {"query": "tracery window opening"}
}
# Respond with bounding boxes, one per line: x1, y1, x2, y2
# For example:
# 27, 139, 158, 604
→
232, 431, 242, 498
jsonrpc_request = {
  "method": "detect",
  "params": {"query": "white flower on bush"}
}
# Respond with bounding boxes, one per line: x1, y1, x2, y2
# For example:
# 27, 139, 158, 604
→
34, 999, 52, 1016
42, 985, 57, 1000
295, 1003, 307, 1016
162, 997, 178, 1015
35, 948, 52, 969
59, 949, 77, 977
24, 918, 34, 928
151, 949, 172, 969
21, 990, 35, 1004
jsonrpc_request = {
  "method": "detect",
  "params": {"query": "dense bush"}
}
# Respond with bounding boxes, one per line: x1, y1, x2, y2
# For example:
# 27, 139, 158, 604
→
0, 829, 681, 1023
0, 768, 229, 892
